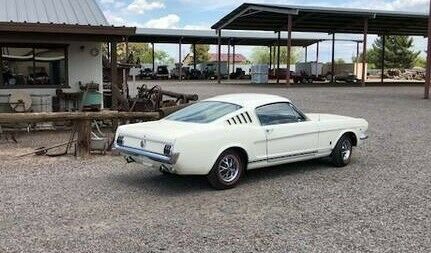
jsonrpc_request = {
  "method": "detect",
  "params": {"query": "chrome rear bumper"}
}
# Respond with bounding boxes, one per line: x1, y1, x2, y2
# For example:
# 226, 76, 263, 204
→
114, 144, 179, 165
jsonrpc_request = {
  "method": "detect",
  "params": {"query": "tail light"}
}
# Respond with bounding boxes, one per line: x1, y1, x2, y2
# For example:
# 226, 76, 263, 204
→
164, 144, 172, 155
116, 136, 124, 146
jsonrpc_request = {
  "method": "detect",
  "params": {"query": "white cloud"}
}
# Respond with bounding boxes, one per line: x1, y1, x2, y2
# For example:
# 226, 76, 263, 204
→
144, 14, 180, 28
103, 10, 126, 26
342, 0, 427, 11
104, 9, 209, 30
99, 0, 126, 8
179, 0, 428, 12
104, 10, 143, 27
114, 1, 127, 8
126, 0, 165, 14
178, 0, 298, 11
143, 15, 209, 30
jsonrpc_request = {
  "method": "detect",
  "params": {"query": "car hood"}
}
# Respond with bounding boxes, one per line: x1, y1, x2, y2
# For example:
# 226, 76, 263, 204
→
116, 119, 205, 141
306, 113, 368, 129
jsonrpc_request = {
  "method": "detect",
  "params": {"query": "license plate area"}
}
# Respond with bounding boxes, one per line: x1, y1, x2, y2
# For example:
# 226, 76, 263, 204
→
123, 136, 165, 154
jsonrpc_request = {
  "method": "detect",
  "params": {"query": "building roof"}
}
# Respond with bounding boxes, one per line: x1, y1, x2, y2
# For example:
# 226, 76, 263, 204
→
0, 0, 108, 26
130, 28, 328, 47
205, 93, 291, 108
209, 53, 247, 62
212, 3, 428, 35
0, 0, 134, 41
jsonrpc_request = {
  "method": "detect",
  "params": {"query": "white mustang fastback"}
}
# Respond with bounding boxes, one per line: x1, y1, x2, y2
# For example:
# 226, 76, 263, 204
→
115, 94, 368, 189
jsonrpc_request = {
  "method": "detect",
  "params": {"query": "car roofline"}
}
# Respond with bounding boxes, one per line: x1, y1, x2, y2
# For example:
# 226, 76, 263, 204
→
204, 96, 291, 109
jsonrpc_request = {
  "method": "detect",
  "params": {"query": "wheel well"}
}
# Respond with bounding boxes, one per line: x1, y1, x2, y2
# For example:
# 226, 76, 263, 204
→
343, 132, 358, 146
225, 147, 249, 168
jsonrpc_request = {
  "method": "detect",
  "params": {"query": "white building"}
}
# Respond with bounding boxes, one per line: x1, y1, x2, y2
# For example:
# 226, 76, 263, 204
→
0, 0, 134, 112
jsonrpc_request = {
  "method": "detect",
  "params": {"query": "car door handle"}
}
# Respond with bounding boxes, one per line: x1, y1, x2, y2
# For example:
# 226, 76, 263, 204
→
266, 128, 274, 134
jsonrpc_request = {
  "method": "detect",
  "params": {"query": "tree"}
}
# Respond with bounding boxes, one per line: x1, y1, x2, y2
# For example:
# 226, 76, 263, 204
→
117, 43, 150, 63
190, 44, 210, 64
156, 50, 175, 65
367, 36, 420, 69
335, 58, 346, 64
414, 56, 426, 68
250, 46, 301, 65
103, 43, 174, 65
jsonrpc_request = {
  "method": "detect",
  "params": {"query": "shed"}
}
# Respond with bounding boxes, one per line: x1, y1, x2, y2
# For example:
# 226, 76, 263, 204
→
0, 0, 135, 112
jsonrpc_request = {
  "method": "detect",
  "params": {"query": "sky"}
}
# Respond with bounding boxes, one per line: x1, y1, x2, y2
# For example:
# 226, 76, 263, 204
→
97, 0, 429, 63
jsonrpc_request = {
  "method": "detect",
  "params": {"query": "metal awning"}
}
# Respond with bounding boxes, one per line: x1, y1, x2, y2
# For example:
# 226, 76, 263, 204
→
130, 28, 328, 47
211, 4, 428, 36
0, 22, 136, 42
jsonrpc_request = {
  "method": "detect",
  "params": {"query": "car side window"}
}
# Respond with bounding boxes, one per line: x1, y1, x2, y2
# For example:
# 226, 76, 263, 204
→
256, 103, 306, 126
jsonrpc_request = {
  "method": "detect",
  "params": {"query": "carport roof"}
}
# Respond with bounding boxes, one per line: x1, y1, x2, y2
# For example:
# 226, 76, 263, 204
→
130, 28, 332, 47
211, 4, 429, 36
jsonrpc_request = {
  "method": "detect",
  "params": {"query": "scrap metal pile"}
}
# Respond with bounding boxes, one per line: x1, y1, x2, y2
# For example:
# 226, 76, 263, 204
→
128, 84, 198, 112
385, 68, 426, 80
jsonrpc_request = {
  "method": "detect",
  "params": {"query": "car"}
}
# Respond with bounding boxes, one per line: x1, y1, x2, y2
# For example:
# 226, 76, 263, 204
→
170, 65, 189, 80
155, 65, 169, 79
335, 73, 360, 83
139, 68, 154, 80
114, 94, 369, 190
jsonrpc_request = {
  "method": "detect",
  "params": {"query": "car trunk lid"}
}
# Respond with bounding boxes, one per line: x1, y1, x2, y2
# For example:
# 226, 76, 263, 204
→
117, 120, 201, 154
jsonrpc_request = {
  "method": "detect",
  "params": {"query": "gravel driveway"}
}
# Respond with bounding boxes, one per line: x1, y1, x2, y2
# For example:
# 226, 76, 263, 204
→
1, 84, 430, 252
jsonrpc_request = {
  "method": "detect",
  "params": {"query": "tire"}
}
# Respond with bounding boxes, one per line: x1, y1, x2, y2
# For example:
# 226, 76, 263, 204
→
207, 150, 245, 190
331, 135, 353, 167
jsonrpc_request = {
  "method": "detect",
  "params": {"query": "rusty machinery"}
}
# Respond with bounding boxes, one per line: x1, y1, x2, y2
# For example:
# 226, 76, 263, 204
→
129, 84, 198, 112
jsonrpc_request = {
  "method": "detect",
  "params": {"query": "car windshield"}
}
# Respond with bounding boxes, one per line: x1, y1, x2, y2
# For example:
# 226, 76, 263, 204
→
165, 101, 242, 123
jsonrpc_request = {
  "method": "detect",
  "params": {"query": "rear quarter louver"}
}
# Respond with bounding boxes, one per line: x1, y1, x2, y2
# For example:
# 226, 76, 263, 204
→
227, 112, 253, 125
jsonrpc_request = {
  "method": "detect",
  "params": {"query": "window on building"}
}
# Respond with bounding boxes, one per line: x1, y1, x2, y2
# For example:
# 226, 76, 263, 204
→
1, 45, 67, 88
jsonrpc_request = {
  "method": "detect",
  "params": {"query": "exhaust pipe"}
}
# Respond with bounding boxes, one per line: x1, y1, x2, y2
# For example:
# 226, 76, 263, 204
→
160, 164, 175, 173
125, 156, 136, 164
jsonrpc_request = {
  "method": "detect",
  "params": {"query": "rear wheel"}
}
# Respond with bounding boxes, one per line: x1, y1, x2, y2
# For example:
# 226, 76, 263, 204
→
207, 150, 244, 190
331, 135, 353, 167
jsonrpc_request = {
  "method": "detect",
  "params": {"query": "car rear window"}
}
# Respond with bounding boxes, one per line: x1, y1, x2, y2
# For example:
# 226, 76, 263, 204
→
165, 101, 242, 123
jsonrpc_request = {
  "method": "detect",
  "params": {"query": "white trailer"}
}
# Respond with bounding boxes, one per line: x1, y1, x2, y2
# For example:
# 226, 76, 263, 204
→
295, 62, 324, 77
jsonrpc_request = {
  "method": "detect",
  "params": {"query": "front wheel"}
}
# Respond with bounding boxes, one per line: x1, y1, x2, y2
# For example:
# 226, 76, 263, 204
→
331, 135, 353, 167
207, 150, 244, 190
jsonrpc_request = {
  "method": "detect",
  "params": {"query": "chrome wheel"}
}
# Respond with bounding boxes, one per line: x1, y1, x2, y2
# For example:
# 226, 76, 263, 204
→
341, 139, 352, 161
218, 154, 240, 183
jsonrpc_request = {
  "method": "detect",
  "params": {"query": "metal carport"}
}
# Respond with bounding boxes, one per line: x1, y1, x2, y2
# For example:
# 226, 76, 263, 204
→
129, 28, 345, 83
212, 3, 430, 98
130, 28, 323, 46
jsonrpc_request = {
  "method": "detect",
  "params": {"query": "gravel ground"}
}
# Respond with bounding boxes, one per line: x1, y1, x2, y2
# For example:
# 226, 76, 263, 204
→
0, 84, 430, 252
